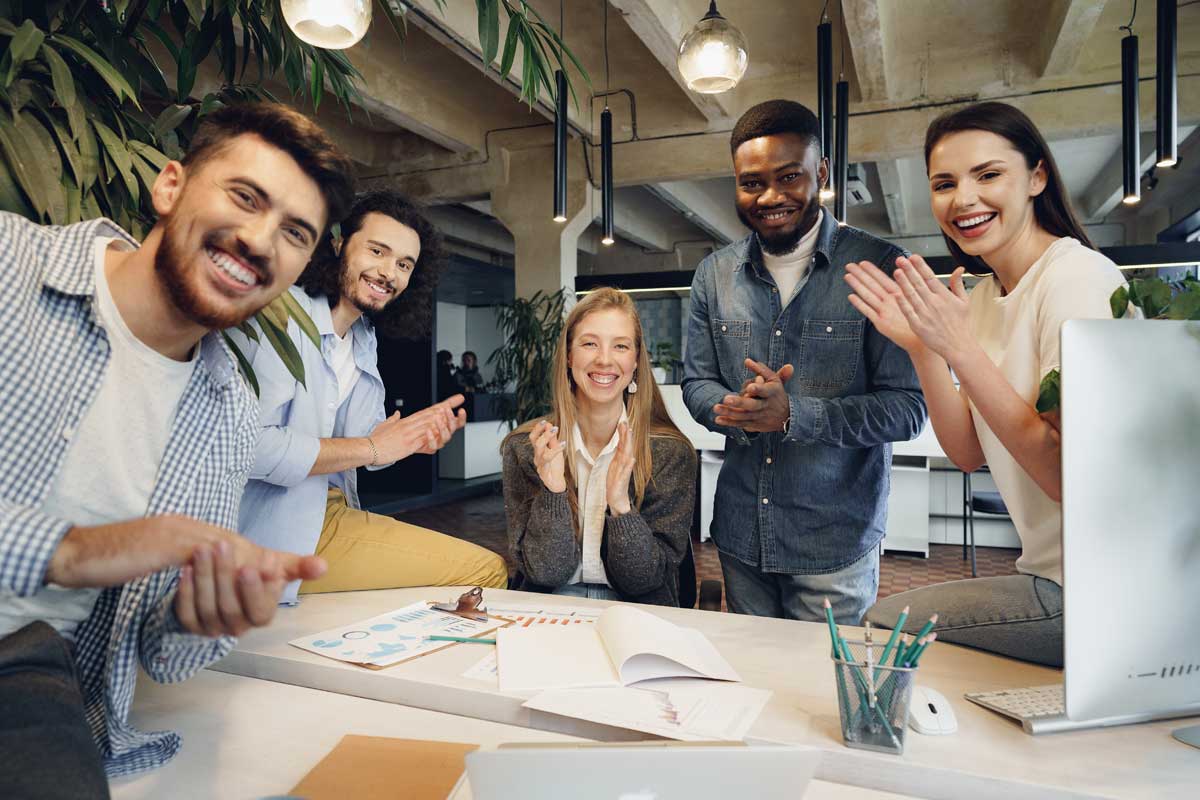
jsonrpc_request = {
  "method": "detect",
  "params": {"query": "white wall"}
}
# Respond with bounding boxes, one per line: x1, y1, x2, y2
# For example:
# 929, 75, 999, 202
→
436, 302, 467, 359
465, 306, 504, 383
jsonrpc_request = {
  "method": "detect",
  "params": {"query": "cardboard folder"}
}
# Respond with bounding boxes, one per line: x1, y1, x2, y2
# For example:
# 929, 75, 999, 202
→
290, 735, 478, 800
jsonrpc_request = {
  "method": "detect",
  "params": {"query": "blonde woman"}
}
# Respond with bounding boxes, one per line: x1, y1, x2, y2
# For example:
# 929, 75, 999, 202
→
501, 288, 697, 606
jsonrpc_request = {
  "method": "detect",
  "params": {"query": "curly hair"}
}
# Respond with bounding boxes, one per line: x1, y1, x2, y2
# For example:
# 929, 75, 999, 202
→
730, 99, 821, 155
296, 191, 445, 340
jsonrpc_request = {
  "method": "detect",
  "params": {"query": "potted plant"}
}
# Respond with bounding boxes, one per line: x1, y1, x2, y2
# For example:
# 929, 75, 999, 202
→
650, 340, 680, 385
487, 289, 567, 428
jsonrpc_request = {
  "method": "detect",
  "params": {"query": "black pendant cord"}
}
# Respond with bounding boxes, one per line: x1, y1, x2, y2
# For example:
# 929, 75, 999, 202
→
552, 0, 568, 221
1156, 0, 1177, 167
601, 0, 614, 244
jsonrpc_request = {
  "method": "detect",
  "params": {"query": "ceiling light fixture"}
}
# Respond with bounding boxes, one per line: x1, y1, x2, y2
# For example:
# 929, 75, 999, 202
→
553, 0, 568, 222
817, 7, 834, 202
1121, 7, 1140, 206
833, 9, 849, 220
677, 1, 748, 94
1156, 0, 1177, 168
601, 0, 614, 245
281, 0, 371, 49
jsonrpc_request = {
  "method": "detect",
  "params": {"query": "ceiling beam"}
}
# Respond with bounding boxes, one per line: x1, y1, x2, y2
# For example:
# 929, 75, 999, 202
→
1034, 0, 1110, 77
842, 0, 893, 102
608, 0, 735, 122
648, 180, 746, 245
1080, 127, 1198, 221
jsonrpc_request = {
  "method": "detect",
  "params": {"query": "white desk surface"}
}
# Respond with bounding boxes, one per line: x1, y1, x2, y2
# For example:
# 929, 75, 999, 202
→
111, 669, 913, 800
212, 587, 1197, 799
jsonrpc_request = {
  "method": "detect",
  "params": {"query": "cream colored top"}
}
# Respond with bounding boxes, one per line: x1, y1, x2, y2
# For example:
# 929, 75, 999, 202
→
569, 406, 629, 585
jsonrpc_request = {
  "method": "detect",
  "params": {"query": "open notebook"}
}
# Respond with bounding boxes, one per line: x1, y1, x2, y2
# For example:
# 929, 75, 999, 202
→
497, 605, 740, 692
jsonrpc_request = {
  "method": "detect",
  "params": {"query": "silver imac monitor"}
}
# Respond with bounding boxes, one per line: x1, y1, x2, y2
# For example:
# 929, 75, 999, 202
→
1061, 319, 1200, 727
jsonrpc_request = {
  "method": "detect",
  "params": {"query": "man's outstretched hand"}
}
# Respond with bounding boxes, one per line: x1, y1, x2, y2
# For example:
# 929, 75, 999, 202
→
713, 359, 795, 433
47, 515, 327, 638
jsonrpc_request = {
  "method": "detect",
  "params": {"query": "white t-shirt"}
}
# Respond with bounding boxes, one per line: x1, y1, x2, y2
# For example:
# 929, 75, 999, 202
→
762, 209, 822, 307
0, 238, 197, 639
569, 407, 630, 586
966, 237, 1126, 585
330, 329, 359, 408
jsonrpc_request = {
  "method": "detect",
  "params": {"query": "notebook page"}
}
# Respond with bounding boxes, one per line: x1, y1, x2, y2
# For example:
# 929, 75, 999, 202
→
495, 624, 619, 692
596, 606, 741, 685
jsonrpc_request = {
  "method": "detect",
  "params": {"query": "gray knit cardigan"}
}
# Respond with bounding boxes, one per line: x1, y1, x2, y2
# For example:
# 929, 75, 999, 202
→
501, 432, 697, 606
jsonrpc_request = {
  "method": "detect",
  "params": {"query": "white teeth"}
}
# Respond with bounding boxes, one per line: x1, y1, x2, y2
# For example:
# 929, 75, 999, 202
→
363, 277, 391, 297
761, 211, 791, 220
590, 374, 617, 385
955, 213, 996, 228
206, 247, 258, 286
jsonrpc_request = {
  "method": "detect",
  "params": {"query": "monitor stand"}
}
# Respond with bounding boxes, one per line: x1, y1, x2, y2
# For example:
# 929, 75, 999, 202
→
1172, 724, 1200, 750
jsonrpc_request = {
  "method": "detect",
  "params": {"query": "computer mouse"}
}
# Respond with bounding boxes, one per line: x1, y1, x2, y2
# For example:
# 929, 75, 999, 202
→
908, 685, 957, 735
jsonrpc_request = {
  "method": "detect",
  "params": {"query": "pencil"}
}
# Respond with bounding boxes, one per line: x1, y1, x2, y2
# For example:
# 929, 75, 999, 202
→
823, 597, 843, 659
425, 635, 496, 645
905, 632, 938, 667
900, 614, 937, 665
878, 606, 908, 666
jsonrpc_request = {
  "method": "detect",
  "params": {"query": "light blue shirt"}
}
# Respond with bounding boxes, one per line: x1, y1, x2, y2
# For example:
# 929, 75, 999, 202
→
232, 286, 391, 603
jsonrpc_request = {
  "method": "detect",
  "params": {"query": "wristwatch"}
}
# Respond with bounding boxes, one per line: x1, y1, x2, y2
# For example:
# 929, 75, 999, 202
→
781, 412, 791, 436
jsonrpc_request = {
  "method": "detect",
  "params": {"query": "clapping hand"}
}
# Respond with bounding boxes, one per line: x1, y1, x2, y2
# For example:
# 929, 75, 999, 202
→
370, 394, 467, 462
530, 419, 567, 493
605, 421, 635, 516
844, 259, 923, 353
713, 359, 794, 433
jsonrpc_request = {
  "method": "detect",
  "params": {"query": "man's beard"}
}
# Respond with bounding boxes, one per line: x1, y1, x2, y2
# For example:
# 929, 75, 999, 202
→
338, 254, 397, 318
155, 215, 270, 330
736, 203, 821, 257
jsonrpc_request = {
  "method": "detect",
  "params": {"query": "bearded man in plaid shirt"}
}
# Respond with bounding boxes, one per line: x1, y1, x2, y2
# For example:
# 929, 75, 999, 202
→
0, 103, 353, 795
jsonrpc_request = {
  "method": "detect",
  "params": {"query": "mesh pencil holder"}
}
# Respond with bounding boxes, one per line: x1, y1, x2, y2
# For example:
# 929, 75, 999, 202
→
831, 639, 916, 755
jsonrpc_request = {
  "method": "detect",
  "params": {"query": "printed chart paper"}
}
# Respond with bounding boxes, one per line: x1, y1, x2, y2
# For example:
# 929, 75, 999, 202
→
290, 602, 506, 668
489, 603, 601, 628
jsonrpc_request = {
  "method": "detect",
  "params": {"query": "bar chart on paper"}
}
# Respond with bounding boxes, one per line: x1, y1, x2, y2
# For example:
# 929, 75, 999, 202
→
489, 604, 602, 628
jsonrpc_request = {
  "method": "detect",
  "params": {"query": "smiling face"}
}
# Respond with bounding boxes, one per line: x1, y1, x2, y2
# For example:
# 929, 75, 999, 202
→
152, 134, 327, 330
337, 212, 420, 314
567, 307, 638, 410
733, 132, 827, 256
927, 129, 1047, 263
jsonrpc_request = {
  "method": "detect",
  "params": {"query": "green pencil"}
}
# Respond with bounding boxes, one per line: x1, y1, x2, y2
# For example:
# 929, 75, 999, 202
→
878, 605, 908, 666
425, 635, 496, 645
905, 632, 938, 667
900, 613, 937, 665
823, 597, 843, 659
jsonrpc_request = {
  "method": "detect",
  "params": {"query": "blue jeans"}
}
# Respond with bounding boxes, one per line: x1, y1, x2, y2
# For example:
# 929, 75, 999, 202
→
865, 575, 1063, 667
719, 547, 879, 624
553, 582, 621, 601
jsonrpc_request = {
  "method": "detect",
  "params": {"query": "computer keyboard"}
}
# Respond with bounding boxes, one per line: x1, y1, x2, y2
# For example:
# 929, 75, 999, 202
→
964, 684, 1066, 734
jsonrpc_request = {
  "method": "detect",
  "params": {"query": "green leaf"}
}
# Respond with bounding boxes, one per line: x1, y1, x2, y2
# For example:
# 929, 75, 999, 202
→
128, 139, 169, 170
1036, 369, 1060, 414
1128, 278, 1173, 319
40, 43, 76, 110
153, 104, 192, 138
222, 330, 261, 396
3, 20, 46, 88
237, 319, 260, 343
498, 13, 520, 78
44, 113, 82, 187
183, 0, 206, 27
75, 124, 99, 191
51, 35, 142, 109
92, 118, 138, 204
0, 150, 35, 217
256, 310, 307, 388
375, 0, 408, 40
13, 112, 66, 223
61, 171, 81, 222
310, 54, 324, 110
1166, 287, 1200, 321
1110, 285, 1129, 319
129, 147, 159, 194
275, 290, 321, 351
0, 117, 48, 216
476, 0, 501, 66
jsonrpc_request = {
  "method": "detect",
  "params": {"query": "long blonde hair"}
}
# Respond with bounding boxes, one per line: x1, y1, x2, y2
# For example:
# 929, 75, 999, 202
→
506, 287, 690, 528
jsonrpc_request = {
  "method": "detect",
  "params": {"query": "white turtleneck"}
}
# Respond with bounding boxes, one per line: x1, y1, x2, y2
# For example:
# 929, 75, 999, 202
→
761, 209, 823, 307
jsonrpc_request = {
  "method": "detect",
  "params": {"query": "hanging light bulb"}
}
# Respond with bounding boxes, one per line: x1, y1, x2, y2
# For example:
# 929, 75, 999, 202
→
1121, 31, 1140, 206
282, 0, 372, 50
677, 1, 748, 94
601, 106, 614, 245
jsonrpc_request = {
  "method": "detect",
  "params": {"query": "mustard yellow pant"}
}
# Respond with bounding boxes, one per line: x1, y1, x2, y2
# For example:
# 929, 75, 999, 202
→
299, 489, 508, 594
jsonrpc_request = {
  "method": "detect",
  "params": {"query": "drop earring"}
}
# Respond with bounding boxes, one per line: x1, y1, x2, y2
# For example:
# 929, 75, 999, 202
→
628, 374, 638, 394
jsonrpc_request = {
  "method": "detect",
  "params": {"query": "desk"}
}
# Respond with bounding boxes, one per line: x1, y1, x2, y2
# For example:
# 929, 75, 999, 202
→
212, 587, 1198, 798
110, 669, 912, 799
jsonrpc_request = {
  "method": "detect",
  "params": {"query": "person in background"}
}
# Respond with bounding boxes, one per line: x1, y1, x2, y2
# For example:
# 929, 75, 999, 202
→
681, 100, 926, 624
456, 350, 485, 393
852, 102, 1128, 667
436, 349, 458, 401
235, 191, 508, 606
501, 288, 697, 606
0, 103, 344, 791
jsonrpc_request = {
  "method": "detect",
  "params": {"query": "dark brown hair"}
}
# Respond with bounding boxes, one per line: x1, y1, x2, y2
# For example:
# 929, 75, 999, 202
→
297, 191, 445, 339
182, 102, 355, 233
924, 102, 1094, 276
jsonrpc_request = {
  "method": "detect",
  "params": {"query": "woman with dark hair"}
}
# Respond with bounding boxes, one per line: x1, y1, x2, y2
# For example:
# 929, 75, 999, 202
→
845, 102, 1128, 667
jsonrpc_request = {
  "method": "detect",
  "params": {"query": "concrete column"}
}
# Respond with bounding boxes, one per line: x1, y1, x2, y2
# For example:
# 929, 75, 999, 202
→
490, 146, 593, 300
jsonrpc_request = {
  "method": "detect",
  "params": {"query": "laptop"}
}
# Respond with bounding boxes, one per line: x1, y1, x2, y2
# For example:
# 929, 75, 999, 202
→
460, 742, 820, 800
966, 319, 1200, 733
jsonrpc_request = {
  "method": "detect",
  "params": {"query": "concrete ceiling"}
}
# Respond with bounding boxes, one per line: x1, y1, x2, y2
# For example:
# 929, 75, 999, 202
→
325, 1, 1200, 272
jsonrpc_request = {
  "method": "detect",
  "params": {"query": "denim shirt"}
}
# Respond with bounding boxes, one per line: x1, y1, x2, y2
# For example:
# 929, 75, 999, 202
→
231, 287, 389, 603
682, 213, 926, 574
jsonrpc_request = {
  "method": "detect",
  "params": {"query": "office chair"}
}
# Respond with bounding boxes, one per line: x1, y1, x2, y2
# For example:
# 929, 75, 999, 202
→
961, 470, 1008, 578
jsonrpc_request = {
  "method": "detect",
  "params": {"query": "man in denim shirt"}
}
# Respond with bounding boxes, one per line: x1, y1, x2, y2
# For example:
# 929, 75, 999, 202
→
683, 100, 926, 623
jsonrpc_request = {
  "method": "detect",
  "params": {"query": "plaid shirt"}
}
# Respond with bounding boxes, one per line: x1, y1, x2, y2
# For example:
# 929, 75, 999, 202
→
0, 213, 259, 776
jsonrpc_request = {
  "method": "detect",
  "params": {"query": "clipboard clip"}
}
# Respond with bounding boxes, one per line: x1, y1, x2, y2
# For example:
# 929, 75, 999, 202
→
430, 586, 489, 621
